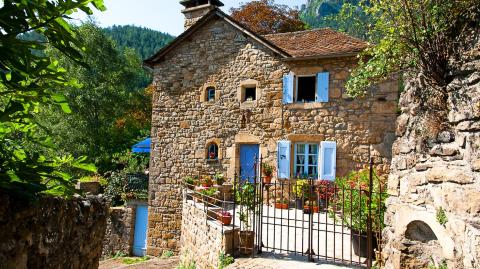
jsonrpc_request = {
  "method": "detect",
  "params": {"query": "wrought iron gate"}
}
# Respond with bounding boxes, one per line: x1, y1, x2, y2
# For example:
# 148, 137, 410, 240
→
234, 158, 386, 268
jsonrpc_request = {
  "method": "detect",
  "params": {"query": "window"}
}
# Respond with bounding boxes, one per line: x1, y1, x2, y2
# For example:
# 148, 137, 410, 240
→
296, 76, 316, 103
206, 87, 215, 102
294, 143, 318, 178
244, 87, 256, 101
207, 143, 218, 160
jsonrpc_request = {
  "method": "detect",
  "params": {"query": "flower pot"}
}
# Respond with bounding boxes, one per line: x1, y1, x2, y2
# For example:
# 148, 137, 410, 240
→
303, 206, 319, 214
239, 231, 255, 255
217, 214, 232, 225
275, 203, 289, 209
295, 198, 304, 210
263, 175, 272, 184
351, 230, 378, 258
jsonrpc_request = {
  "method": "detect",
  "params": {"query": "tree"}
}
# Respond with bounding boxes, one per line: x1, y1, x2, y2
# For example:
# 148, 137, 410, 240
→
345, 0, 480, 102
0, 0, 105, 198
39, 23, 152, 173
230, 0, 307, 35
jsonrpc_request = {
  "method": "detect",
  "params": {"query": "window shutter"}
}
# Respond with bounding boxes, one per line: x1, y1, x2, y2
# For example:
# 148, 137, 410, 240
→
320, 141, 336, 180
283, 72, 294, 104
316, 72, 329, 103
277, 140, 291, 179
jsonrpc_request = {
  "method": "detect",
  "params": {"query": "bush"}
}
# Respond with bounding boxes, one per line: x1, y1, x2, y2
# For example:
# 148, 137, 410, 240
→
330, 168, 387, 234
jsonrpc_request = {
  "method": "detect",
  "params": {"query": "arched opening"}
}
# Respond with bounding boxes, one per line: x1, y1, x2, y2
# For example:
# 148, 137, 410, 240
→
206, 87, 215, 102
405, 220, 438, 243
207, 143, 218, 160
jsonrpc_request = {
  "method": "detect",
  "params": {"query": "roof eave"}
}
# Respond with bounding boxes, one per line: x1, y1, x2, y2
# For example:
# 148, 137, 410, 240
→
281, 51, 363, 61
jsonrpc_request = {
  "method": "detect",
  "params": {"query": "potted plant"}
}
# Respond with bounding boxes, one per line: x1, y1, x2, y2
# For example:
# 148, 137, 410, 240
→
262, 163, 274, 184
217, 211, 232, 225
316, 179, 335, 211
197, 186, 218, 205
303, 200, 319, 214
293, 179, 310, 209
235, 181, 256, 255
200, 175, 214, 187
274, 198, 289, 209
329, 169, 387, 258
213, 172, 225, 186
184, 176, 196, 190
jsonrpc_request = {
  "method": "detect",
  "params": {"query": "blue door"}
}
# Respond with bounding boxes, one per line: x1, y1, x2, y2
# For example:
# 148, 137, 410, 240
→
132, 205, 148, 256
239, 144, 259, 182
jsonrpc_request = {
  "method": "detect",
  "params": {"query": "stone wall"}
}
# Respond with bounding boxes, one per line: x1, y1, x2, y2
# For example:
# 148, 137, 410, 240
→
148, 17, 398, 254
0, 192, 108, 269
102, 206, 135, 258
383, 46, 480, 268
180, 200, 237, 269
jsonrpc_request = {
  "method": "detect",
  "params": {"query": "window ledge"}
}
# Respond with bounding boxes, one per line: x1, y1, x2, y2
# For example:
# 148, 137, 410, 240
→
285, 102, 328, 110
240, 100, 256, 109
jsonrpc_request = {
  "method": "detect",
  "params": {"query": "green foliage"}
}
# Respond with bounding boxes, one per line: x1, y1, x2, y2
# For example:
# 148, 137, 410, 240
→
261, 163, 274, 177
79, 174, 108, 187
293, 179, 311, 198
0, 0, 104, 198
213, 172, 225, 185
199, 187, 218, 197
111, 251, 127, 259
344, 0, 480, 97
103, 25, 174, 60
121, 256, 150, 265
38, 23, 152, 174
161, 250, 174, 259
436, 207, 448, 226
235, 181, 256, 230
330, 169, 387, 233
218, 252, 234, 269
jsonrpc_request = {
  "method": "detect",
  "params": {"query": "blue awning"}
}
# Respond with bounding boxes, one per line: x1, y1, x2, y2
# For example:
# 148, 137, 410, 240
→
132, 138, 151, 153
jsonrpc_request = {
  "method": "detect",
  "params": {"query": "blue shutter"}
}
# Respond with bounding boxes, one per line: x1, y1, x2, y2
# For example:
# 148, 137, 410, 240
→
317, 72, 329, 103
320, 141, 336, 180
277, 140, 291, 179
283, 73, 294, 104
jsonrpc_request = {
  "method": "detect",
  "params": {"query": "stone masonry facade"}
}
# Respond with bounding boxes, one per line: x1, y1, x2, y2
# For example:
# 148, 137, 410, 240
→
383, 44, 480, 268
146, 12, 398, 256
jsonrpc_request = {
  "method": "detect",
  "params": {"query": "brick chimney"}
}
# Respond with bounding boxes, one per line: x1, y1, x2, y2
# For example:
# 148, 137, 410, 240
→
180, 0, 224, 30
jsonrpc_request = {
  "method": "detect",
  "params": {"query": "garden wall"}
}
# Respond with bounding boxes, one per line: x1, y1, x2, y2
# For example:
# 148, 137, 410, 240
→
180, 200, 238, 269
102, 206, 135, 258
0, 192, 108, 269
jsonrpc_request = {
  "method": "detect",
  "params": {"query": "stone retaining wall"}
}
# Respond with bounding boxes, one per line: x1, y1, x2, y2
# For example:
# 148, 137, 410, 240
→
0, 192, 108, 269
102, 206, 135, 258
180, 200, 237, 269
383, 46, 480, 268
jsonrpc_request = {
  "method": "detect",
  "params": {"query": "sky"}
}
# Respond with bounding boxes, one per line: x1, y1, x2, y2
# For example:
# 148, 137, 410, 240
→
71, 0, 308, 36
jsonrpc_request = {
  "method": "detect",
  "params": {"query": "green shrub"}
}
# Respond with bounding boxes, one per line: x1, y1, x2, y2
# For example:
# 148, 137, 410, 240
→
329, 168, 388, 233
218, 252, 234, 269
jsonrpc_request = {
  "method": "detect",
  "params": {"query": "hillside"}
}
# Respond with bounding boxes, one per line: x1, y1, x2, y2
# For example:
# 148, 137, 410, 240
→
103, 25, 175, 60
300, 0, 369, 40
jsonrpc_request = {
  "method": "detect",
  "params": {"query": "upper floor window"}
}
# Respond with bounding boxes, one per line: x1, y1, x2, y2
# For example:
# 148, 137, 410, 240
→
296, 76, 316, 103
244, 87, 256, 101
207, 87, 215, 102
283, 72, 330, 104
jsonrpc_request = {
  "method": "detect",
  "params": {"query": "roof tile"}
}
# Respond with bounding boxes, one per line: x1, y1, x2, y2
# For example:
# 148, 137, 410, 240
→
263, 28, 368, 58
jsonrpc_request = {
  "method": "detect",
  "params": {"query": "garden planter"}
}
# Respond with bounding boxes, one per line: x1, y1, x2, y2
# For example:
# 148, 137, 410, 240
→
214, 184, 233, 201
295, 198, 304, 210
303, 206, 319, 214
217, 214, 232, 225
263, 176, 272, 184
351, 230, 378, 258
275, 203, 289, 209
239, 231, 255, 255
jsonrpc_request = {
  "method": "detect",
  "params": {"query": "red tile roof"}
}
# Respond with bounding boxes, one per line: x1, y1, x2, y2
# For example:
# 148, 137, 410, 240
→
263, 28, 368, 58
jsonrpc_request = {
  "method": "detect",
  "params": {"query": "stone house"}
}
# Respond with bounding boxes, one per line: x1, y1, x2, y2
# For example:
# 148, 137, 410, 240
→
143, 0, 398, 256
